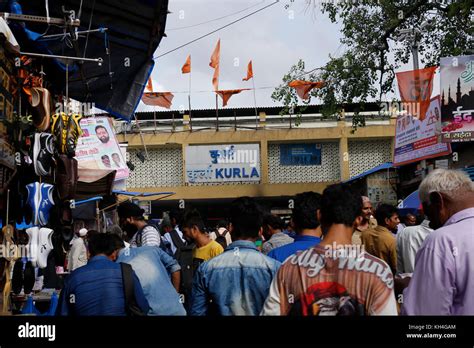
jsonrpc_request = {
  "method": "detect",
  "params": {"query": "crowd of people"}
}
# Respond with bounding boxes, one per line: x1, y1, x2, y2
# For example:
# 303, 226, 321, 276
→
56, 168, 474, 316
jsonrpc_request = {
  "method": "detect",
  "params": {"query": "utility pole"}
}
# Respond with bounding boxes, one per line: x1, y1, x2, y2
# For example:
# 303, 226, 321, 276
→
396, 22, 431, 178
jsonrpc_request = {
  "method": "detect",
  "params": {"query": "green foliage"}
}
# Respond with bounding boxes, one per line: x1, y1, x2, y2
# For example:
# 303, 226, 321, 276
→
273, 0, 474, 130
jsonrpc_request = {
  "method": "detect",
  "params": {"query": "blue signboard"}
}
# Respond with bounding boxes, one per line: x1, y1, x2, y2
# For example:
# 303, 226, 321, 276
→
280, 144, 322, 166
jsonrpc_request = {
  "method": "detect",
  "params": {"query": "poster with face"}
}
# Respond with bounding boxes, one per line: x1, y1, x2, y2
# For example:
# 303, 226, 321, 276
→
440, 55, 474, 142
75, 117, 129, 181
393, 96, 451, 166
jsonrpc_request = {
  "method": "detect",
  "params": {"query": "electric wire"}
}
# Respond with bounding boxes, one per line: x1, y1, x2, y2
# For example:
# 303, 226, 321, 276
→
154, 0, 279, 59
166, 0, 265, 31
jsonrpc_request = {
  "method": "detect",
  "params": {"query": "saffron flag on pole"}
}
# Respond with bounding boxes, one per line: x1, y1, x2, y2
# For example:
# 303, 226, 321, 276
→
216, 89, 250, 107
288, 80, 324, 100
242, 60, 253, 81
141, 92, 174, 109
145, 78, 153, 92
182, 55, 191, 74
396, 66, 437, 121
209, 39, 221, 91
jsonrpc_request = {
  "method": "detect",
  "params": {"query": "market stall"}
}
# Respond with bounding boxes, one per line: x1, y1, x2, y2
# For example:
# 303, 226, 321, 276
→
0, 0, 169, 315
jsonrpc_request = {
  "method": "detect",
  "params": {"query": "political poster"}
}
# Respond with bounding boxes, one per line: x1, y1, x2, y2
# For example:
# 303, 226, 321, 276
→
75, 117, 129, 181
440, 55, 474, 142
394, 96, 451, 166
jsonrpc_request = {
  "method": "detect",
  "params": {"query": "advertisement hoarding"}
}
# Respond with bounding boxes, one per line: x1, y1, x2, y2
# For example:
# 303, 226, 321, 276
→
440, 55, 474, 142
394, 96, 451, 166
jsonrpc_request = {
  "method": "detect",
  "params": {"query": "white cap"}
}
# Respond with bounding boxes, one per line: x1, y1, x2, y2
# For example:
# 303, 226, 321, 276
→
78, 228, 88, 237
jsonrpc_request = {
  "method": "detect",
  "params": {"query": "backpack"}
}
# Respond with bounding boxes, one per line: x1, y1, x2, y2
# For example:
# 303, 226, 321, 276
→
120, 262, 146, 316
214, 229, 229, 249
169, 230, 202, 308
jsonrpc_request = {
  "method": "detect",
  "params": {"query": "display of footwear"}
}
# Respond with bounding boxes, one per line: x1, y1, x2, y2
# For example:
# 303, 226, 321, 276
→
61, 226, 74, 247
30, 87, 51, 131
55, 155, 78, 200
32, 133, 54, 176
37, 228, 54, 269
26, 183, 55, 227
14, 228, 29, 245
26, 226, 39, 267
51, 113, 82, 157
23, 261, 35, 294
50, 113, 65, 154
66, 113, 82, 157
16, 217, 33, 230
12, 260, 24, 294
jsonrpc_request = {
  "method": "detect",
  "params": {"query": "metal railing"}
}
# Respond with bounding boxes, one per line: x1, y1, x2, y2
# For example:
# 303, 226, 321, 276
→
113, 111, 392, 134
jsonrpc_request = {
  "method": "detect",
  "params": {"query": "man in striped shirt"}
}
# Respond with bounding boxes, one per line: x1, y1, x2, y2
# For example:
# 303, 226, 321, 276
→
118, 202, 161, 247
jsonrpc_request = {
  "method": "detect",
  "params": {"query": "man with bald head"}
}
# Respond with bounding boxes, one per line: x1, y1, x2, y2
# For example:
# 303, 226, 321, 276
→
352, 196, 376, 245
403, 169, 474, 315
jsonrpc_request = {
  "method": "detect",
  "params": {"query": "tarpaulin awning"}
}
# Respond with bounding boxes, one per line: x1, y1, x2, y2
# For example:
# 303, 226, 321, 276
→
398, 190, 420, 209
3, 0, 169, 121
344, 162, 394, 183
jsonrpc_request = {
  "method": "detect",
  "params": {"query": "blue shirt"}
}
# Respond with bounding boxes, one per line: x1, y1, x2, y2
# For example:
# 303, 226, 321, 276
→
191, 240, 281, 316
57, 255, 149, 316
267, 235, 321, 263
117, 246, 186, 316
283, 229, 297, 238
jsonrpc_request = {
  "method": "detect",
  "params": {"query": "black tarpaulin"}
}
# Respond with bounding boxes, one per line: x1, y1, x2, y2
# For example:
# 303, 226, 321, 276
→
3, 0, 169, 121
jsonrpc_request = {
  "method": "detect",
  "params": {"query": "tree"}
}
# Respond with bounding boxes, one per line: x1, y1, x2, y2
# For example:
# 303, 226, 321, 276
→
272, 0, 473, 129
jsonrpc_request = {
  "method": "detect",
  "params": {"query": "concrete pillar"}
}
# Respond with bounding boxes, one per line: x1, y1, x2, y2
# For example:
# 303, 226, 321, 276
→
259, 111, 266, 129
183, 114, 190, 131
260, 139, 269, 184
182, 144, 188, 185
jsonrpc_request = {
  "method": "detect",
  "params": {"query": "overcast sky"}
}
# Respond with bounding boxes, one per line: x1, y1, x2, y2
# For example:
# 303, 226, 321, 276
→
137, 0, 343, 111
137, 0, 439, 112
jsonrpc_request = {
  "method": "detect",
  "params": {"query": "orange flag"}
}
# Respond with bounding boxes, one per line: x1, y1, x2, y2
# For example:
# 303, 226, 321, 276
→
242, 60, 253, 81
216, 88, 250, 107
209, 39, 221, 91
212, 65, 220, 92
288, 80, 325, 100
142, 92, 174, 109
396, 66, 437, 120
146, 78, 153, 92
182, 55, 191, 74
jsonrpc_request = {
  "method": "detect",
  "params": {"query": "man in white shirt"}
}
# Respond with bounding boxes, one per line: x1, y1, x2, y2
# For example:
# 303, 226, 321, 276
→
118, 202, 161, 247
208, 220, 232, 247
161, 210, 186, 255
396, 218, 432, 274
68, 228, 88, 271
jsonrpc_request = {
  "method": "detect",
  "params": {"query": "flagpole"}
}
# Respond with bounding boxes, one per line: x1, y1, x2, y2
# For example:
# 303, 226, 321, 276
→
252, 77, 258, 130
215, 93, 219, 131
189, 70, 192, 131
